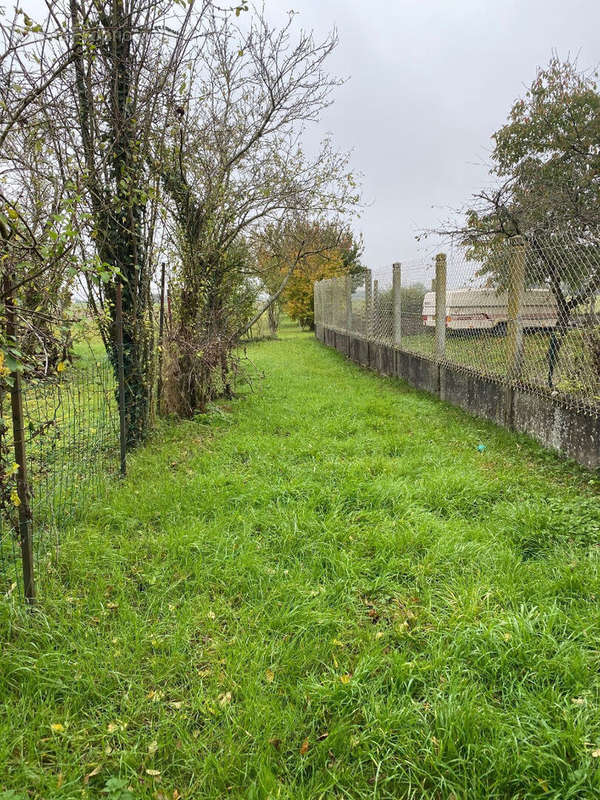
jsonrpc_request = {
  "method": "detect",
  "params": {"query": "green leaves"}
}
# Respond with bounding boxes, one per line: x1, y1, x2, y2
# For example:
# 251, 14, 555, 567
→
101, 778, 134, 800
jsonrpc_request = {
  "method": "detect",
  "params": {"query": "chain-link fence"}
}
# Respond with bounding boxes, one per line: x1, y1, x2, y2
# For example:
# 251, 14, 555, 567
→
315, 233, 600, 414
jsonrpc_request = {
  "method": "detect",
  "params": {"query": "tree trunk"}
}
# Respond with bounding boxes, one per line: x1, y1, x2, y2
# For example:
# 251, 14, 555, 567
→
267, 300, 279, 337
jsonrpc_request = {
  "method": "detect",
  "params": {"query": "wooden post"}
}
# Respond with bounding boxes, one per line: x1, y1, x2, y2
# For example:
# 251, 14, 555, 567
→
115, 282, 127, 477
506, 237, 526, 380
435, 253, 447, 361
4, 274, 35, 603
345, 274, 353, 333
392, 262, 402, 346
157, 262, 166, 415
364, 269, 373, 339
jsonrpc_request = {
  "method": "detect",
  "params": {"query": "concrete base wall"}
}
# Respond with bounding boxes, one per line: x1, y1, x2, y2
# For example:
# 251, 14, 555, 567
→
315, 325, 599, 469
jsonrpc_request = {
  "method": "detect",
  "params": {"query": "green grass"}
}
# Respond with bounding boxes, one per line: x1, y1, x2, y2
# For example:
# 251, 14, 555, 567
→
392, 328, 600, 401
2, 319, 600, 799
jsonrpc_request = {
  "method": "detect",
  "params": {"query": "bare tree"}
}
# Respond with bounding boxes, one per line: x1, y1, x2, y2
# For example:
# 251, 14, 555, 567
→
39, 0, 208, 441
0, 6, 84, 372
157, 6, 359, 414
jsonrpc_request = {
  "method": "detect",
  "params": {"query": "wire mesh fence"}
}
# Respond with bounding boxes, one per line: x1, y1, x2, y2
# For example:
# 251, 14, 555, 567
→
0, 356, 119, 598
0, 266, 178, 603
315, 233, 600, 414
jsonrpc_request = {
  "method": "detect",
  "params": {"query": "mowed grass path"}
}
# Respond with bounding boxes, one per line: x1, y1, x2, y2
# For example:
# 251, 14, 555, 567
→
2, 322, 600, 800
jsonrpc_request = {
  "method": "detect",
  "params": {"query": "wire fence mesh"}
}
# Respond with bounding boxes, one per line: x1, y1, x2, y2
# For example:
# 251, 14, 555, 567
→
0, 355, 119, 597
315, 233, 600, 414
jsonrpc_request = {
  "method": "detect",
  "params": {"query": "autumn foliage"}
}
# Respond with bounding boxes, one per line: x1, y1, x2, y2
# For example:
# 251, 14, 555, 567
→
280, 222, 362, 329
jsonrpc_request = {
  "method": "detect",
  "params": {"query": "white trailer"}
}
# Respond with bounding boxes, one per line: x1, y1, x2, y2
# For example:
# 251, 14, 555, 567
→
422, 288, 558, 331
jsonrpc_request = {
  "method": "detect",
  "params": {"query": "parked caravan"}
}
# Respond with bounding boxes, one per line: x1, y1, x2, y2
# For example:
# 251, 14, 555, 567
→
422, 288, 558, 331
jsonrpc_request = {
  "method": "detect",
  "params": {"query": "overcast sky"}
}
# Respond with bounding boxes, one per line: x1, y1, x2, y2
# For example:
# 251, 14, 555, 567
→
263, 0, 600, 271
24, 0, 600, 274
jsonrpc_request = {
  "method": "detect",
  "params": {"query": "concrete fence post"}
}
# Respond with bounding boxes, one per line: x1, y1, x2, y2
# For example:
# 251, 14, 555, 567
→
435, 253, 447, 362
345, 274, 353, 333
506, 237, 526, 380
364, 269, 373, 339
373, 279, 379, 340
392, 262, 402, 347
504, 237, 526, 427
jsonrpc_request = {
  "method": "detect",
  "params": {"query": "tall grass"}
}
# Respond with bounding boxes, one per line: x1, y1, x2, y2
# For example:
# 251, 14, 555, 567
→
0, 319, 599, 799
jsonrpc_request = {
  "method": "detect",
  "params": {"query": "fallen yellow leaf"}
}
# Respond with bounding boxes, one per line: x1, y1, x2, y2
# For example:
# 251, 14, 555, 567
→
83, 764, 102, 785
218, 691, 232, 706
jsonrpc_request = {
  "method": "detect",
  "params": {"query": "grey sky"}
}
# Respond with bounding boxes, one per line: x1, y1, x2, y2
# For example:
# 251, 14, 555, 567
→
265, 0, 600, 270
23, 0, 600, 273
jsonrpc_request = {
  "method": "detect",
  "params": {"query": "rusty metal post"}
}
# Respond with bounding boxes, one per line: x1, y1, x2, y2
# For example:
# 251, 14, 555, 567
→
157, 262, 166, 415
4, 274, 35, 603
115, 283, 127, 477
167, 281, 172, 330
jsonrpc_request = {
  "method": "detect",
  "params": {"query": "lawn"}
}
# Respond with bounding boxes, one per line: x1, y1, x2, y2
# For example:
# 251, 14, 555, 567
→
1, 320, 600, 799
398, 327, 600, 401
